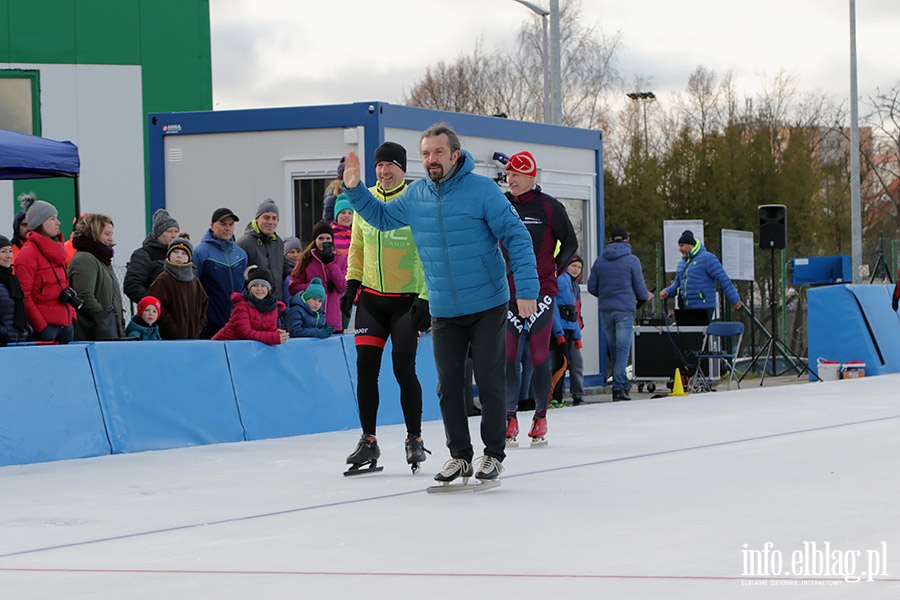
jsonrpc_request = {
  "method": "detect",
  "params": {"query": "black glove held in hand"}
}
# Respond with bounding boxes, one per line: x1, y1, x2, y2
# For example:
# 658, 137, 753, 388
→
409, 298, 431, 332
340, 280, 361, 318
317, 325, 334, 339
893, 296, 899, 312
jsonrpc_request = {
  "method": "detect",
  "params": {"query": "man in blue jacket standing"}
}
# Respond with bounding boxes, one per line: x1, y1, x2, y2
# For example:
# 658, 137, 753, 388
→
194, 208, 248, 339
342, 123, 538, 486
588, 228, 653, 401
659, 229, 742, 319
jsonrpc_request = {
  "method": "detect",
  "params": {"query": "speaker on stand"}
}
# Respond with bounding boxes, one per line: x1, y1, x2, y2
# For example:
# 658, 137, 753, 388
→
741, 205, 811, 384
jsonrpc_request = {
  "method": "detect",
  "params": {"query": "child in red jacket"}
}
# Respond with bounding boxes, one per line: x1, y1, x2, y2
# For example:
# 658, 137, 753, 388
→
213, 265, 288, 345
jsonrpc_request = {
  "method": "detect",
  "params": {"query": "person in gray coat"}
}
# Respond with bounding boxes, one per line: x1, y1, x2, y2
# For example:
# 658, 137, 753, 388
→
237, 198, 291, 301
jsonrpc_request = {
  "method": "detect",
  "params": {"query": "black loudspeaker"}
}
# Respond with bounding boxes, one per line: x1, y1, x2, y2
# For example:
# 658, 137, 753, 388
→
758, 204, 786, 249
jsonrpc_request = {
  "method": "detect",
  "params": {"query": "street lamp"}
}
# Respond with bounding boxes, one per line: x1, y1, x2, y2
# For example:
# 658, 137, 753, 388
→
626, 91, 656, 152
512, 0, 551, 124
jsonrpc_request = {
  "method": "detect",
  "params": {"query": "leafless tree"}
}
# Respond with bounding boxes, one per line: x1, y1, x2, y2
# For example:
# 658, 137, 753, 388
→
403, 0, 622, 129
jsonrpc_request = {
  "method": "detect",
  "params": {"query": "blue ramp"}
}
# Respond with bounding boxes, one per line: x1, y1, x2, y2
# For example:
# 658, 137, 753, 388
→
807, 284, 900, 378
0, 344, 109, 466
88, 341, 244, 453
228, 337, 358, 440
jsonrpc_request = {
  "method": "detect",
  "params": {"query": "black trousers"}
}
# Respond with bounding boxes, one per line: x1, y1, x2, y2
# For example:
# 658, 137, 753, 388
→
431, 303, 507, 462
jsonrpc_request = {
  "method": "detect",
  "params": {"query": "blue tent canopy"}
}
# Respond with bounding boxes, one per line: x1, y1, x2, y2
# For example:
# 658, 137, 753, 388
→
0, 128, 80, 179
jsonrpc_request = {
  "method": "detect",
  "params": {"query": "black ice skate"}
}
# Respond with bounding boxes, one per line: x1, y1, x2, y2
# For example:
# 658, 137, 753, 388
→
343, 435, 383, 476
427, 458, 498, 493
405, 436, 431, 474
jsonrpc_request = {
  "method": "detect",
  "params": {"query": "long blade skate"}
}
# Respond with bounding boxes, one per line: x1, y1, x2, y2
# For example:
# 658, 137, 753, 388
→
343, 460, 384, 476
530, 436, 548, 447
426, 479, 500, 493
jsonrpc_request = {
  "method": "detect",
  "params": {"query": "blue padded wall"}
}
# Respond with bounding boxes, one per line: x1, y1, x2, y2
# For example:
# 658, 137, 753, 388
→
88, 341, 245, 453
0, 344, 110, 466
341, 333, 443, 431
228, 336, 359, 440
807, 284, 900, 379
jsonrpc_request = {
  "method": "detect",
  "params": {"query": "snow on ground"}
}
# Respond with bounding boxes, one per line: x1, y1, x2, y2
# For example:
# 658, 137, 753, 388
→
2, 375, 900, 599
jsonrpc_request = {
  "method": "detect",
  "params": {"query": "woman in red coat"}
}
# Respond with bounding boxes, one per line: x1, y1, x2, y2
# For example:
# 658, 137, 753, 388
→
14, 193, 77, 343
213, 266, 288, 345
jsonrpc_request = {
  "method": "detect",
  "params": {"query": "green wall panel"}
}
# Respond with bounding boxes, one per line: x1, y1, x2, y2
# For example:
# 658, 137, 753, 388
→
0, 1, 10, 62
8, 0, 77, 63
12, 178, 77, 238
75, 0, 141, 65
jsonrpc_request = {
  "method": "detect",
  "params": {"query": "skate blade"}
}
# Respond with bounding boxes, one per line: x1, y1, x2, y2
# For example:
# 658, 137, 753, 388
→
426, 479, 500, 494
343, 464, 384, 477
505, 438, 519, 448
529, 437, 548, 447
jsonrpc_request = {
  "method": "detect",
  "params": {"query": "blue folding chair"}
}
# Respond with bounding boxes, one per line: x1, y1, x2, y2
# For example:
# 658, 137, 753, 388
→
689, 321, 744, 392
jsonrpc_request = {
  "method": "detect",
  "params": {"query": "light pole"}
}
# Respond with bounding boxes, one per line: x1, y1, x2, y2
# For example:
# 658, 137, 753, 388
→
626, 91, 656, 152
849, 0, 862, 282
512, 0, 551, 124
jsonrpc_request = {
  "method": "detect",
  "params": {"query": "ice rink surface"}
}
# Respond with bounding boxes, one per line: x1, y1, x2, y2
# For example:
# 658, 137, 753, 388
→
2, 375, 900, 599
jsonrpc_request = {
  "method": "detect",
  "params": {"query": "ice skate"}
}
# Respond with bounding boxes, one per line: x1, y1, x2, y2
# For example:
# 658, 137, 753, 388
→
343, 435, 384, 476
405, 436, 431, 474
427, 458, 485, 493
475, 455, 504, 482
548, 399, 564, 409
505, 416, 519, 447
529, 416, 548, 447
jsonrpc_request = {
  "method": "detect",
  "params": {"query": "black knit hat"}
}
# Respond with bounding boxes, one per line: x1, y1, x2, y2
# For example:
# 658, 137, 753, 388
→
0, 235, 10, 249
374, 141, 407, 172
244, 265, 274, 292
311, 220, 334, 240
678, 230, 696, 246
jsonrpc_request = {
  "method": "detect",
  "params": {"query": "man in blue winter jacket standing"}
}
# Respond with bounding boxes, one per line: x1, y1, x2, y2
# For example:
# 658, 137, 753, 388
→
658, 229, 742, 319
194, 208, 248, 339
342, 123, 539, 486
588, 228, 653, 401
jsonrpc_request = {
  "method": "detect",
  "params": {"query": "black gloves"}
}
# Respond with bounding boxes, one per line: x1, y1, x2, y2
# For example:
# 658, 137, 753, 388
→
320, 242, 335, 264
893, 296, 899, 312
326, 280, 335, 293
317, 325, 335, 339
409, 298, 431, 332
340, 280, 361, 318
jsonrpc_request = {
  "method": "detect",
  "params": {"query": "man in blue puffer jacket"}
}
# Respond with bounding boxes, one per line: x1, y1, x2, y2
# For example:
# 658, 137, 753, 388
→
659, 230, 742, 317
343, 123, 539, 486
194, 208, 248, 339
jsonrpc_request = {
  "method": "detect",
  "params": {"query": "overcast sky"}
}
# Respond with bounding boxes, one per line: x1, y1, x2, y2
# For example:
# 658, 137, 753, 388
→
210, 0, 899, 114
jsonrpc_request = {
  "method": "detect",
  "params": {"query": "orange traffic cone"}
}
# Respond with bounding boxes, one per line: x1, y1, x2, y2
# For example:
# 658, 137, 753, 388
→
671, 368, 688, 396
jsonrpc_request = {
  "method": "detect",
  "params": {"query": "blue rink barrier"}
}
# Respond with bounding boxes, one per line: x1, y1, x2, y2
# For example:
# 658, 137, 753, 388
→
2, 332, 446, 467
341, 333, 443, 429
227, 336, 358, 440
88, 340, 245, 454
807, 284, 900, 379
0, 344, 110, 466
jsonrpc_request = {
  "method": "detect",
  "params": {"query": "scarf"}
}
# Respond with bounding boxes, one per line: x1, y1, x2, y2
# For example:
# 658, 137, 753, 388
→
242, 288, 278, 313
164, 260, 195, 283
72, 235, 114, 266
0, 265, 27, 333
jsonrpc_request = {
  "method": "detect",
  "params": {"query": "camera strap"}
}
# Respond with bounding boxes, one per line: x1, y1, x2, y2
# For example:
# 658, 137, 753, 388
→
32, 240, 67, 295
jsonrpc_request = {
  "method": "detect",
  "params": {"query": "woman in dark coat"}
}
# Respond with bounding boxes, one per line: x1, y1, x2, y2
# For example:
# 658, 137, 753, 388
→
0, 235, 30, 344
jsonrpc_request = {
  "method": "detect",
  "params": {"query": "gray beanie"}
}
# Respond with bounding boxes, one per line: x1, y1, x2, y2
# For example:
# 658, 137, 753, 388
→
18, 192, 58, 232
283, 236, 302, 254
255, 198, 280, 219
152, 208, 180, 238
